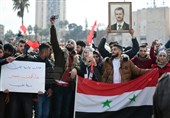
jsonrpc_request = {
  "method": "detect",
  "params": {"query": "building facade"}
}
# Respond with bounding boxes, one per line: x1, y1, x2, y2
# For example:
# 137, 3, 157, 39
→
133, 7, 170, 45
35, 0, 66, 30
109, 7, 170, 47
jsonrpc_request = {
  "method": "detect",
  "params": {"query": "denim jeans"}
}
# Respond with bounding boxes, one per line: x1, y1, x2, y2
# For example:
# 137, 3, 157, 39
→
52, 84, 74, 118
34, 94, 51, 118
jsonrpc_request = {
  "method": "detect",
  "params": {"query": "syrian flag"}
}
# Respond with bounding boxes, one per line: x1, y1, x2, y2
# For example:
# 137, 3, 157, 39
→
87, 21, 97, 45
26, 40, 39, 49
75, 69, 159, 118
20, 25, 27, 35
24, 40, 40, 54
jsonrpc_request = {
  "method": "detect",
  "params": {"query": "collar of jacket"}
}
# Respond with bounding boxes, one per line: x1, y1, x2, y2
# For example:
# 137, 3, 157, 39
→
63, 48, 79, 71
37, 55, 48, 62
109, 55, 129, 62
105, 55, 129, 64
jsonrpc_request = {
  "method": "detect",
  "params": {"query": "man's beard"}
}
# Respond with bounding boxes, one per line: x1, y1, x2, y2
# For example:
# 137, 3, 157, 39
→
66, 47, 74, 52
112, 53, 119, 58
78, 49, 83, 55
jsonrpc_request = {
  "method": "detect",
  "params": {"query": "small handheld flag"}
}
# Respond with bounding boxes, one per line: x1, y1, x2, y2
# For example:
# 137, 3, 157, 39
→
20, 25, 27, 35
87, 21, 97, 45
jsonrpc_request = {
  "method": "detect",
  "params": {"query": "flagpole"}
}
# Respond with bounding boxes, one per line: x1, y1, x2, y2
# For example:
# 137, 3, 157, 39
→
73, 76, 78, 118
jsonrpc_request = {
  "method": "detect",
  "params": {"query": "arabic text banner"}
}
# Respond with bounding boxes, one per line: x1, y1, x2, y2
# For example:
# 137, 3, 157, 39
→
0, 61, 45, 93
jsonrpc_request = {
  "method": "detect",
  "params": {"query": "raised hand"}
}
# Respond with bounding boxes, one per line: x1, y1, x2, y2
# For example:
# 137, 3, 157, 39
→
129, 29, 134, 37
104, 26, 111, 39
50, 15, 55, 25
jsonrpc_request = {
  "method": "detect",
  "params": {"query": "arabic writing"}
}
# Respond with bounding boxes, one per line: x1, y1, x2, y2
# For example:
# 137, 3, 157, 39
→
8, 73, 39, 79
9, 83, 32, 87
6, 63, 42, 70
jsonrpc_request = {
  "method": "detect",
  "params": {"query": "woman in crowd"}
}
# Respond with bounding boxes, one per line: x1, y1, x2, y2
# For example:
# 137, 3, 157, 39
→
78, 47, 101, 81
152, 48, 170, 77
93, 50, 103, 79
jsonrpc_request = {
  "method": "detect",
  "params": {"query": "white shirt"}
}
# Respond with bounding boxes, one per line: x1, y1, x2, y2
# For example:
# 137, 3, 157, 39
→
112, 58, 121, 83
116, 22, 124, 30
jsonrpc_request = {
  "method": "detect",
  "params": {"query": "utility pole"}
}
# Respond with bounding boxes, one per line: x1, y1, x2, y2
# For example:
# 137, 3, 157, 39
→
162, 0, 165, 6
153, 0, 156, 8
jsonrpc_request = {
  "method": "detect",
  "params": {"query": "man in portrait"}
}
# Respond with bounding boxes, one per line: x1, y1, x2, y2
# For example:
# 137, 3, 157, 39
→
111, 7, 129, 30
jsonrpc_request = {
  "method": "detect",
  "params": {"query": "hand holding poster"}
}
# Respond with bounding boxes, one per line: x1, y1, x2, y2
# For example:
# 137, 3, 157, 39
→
0, 61, 45, 93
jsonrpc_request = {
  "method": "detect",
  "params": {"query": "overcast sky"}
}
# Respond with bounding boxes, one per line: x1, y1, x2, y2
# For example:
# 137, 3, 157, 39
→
0, 0, 170, 33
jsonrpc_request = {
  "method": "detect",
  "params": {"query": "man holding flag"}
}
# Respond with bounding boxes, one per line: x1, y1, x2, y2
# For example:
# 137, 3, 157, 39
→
101, 44, 148, 83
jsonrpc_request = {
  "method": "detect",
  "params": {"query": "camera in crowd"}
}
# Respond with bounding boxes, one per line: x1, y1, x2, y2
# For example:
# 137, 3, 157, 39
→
50, 15, 59, 20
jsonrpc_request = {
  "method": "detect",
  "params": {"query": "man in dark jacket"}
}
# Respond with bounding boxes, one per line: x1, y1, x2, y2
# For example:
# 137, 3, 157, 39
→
9, 39, 35, 118
98, 29, 139, 59
50, 16, 80, 118
34, 43, 53, 118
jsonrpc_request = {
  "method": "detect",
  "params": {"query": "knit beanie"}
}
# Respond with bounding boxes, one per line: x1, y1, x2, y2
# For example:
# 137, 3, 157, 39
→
66, 39, 77, 51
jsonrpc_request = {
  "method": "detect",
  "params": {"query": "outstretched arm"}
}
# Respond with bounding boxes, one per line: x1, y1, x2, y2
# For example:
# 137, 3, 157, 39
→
150, 40, 157, 64
50, 17, 63, 66
98, 27, 111, 58
124, 29, 139, 59
50, 18, 62, 56
130, 60, 148, 77
0, 57, 15, 66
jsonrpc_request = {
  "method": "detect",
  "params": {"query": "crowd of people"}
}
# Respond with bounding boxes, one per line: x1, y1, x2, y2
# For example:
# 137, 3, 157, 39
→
0, 17, 170, 118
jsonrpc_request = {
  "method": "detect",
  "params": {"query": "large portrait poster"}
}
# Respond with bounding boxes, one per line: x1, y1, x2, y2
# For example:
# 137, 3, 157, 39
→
109, 2, 132, 33
0, 61, 45, 93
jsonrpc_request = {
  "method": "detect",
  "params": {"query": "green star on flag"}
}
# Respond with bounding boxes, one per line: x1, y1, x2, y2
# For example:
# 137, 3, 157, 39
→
129, 94, 137, 102
102, 99, 112, 108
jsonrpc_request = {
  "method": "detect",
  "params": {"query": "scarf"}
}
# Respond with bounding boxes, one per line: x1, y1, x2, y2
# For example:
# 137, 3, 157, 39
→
84, 62, 95, 80
136, 54, 150, 61
156, 60, 169, 68
82, 59, 95, 80
60, 53, 73, 82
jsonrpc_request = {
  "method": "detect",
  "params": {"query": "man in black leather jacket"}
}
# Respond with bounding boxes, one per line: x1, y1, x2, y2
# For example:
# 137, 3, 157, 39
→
98, 29, 139, 59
